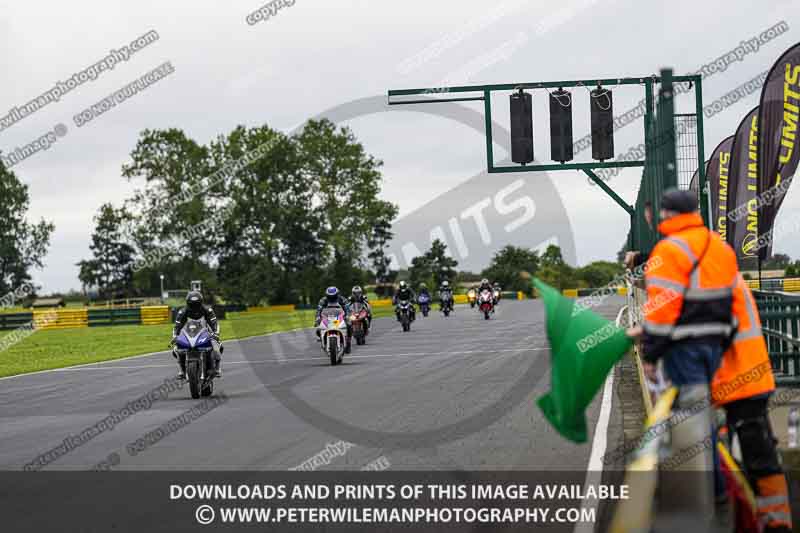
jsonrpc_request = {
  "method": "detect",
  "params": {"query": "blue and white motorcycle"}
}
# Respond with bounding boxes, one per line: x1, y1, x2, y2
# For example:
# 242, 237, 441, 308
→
174, 318, 217, 399
418, 293, 431, 317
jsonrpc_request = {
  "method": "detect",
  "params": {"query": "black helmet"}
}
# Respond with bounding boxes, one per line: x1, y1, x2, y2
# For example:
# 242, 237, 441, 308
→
660, 188, 697, 214
399, 280, 407, 290
325, 286, 340, 304
186, 291, 204, 314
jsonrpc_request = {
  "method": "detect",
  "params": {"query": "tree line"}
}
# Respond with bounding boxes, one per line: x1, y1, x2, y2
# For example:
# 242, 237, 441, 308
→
76, 119, 397, 305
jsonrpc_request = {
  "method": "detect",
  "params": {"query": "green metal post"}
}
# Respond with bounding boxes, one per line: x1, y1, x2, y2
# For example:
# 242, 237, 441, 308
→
483, 90, 493, 172
694, 76, 709, 228
659, 68, 678, 190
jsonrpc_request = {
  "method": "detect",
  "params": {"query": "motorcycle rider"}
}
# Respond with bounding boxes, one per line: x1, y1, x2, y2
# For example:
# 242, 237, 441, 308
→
492, 281, 502, 305
348, 285, 372, 329
418, 283, 431, 302
439, 280, 454, 310
393, 280, 416, 322
171, 291, 222, 379
478, 278, 494, 300
315, 286, 353, 353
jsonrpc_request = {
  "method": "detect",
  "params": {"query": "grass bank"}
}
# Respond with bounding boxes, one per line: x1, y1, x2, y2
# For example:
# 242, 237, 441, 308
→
0, 307, 397, 378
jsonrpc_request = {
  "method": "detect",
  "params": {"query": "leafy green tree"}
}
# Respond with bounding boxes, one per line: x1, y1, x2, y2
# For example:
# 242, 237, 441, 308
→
427, 239, 458, 286
211, 126, 318, 304
0, 163, 54, 294
116, 121, 398, 306
785, 261, 800, 278
367, 218, 396, 284
407, 239, 458, 289
481, 245, 540, 292
575, 260, 624, 288
408, 255, 432, 290
537, 244, 577, 290
764, 253, 791, 270
294, 119, 397, 290
77, 204, 136, 298
121, 129, 213, 264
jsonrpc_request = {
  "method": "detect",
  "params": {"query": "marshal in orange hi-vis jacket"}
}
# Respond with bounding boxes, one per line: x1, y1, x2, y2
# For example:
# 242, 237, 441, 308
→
642, 211, 738, 367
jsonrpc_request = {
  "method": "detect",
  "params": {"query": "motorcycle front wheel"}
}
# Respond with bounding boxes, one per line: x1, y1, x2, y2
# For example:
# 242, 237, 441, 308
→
187, 359, 201, 399
329, 337, 339, 365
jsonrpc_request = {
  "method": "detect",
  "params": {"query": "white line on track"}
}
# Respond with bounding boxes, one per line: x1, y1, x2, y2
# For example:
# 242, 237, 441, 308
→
573, 370, 614, 533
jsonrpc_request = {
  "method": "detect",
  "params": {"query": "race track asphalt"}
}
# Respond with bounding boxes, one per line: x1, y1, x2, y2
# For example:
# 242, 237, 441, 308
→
0, 297, 626, 473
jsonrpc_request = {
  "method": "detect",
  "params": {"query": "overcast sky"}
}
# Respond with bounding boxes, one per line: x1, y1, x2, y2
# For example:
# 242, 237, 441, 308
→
2, 0, 799, 292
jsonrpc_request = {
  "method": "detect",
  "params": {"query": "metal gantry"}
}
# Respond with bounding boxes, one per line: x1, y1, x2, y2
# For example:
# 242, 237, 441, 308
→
388, 69, 707, 251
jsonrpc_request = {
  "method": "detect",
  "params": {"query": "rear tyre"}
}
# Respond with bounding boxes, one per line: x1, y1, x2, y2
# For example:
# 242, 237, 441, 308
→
329, 337, 339, 365
187, 360, 201, 399
201, 379, 213, 397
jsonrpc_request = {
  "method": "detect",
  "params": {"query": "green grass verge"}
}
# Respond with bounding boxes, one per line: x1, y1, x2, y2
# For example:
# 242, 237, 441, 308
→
0, 306, 396, 378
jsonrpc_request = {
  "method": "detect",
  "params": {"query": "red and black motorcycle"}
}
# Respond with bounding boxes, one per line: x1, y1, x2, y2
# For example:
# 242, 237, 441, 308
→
350, 301, 370, 345
478, 289, 494, 320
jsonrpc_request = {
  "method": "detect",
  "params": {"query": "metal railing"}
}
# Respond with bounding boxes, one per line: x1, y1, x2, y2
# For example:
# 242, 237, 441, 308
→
753, 289, 800, 384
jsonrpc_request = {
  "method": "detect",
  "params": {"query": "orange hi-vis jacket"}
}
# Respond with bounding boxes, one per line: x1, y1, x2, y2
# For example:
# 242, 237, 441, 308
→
711, 274, 775, 406
642, 212, 739, 362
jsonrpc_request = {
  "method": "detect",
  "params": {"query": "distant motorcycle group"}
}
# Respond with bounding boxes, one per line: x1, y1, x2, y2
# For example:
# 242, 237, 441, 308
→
393, 280, 456, 333
170, 279, 504, 398
467, 281, 502, 320
315, 279, 502, 366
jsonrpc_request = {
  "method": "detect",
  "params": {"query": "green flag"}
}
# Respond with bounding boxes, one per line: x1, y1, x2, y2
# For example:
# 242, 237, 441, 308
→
534, 278, 631, 443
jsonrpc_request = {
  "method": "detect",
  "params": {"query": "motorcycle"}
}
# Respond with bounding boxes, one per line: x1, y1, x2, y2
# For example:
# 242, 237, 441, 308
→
396, 299, 413, 332
318, 305, 348, 365
174, 318, 217, 399
350, 301, 370, 345
467, 288, 477, 308
493, 289, 501, 305
418, 293, 431, 317
440, 290, 454, 317
479, 289, 494, 320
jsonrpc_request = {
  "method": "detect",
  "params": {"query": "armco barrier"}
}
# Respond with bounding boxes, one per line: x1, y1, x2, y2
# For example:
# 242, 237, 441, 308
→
562, 286, 628, 298
88, 307, 141, 327
140, 305, 170, 325
0, 312, 34, 331
745, 277, 800, 292
35, 308, 88, 330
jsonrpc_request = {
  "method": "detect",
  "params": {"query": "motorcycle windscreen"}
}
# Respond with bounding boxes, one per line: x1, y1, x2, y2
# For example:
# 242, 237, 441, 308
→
182, 319, 210, 348
321, 308, 343, 324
